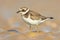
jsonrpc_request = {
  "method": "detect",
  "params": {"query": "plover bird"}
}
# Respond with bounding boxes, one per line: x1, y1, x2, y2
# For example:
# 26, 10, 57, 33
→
16, 7, 53, 32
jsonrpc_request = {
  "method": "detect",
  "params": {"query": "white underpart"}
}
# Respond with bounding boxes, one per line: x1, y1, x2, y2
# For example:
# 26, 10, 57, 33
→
22, 14, 48, 25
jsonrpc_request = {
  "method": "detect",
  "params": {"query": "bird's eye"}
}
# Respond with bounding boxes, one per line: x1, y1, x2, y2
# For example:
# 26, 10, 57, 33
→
22, 9, 25, 12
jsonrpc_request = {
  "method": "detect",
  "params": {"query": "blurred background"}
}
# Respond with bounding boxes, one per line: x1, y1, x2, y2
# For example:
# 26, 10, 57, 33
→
0, 0, 60, 40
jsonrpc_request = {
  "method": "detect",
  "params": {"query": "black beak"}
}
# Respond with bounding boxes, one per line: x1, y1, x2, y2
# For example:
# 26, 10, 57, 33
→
16, 10, 20, 13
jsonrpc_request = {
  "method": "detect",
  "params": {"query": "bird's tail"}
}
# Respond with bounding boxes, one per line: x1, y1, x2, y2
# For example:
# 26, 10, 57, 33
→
47, 17, 54, 19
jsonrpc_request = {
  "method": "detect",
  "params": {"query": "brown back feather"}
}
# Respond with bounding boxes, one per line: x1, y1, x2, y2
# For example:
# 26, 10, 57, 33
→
23, 10, 46, 20
29, 10, 45, 20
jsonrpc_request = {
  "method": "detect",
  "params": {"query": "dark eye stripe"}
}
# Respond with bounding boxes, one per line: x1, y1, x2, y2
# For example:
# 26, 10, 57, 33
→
22, 9, 26, 11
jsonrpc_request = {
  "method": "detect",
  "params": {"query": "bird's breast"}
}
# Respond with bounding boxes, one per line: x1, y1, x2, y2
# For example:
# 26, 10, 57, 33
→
22, 16, 47, 25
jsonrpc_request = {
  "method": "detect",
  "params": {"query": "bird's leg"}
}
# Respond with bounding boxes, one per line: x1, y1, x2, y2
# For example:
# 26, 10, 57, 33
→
37, 25, 39, 32
37, 25, 40, 32
29, 24, 32, 32
32, 26, 37, 32
29, 25, 36, 32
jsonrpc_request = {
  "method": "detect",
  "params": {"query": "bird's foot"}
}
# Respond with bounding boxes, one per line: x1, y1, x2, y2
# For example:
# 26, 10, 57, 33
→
32, 30, 41, 33
32, 31, 37, 32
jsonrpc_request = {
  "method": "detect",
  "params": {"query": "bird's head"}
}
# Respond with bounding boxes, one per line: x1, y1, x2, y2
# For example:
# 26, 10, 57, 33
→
16, 7, 29, 15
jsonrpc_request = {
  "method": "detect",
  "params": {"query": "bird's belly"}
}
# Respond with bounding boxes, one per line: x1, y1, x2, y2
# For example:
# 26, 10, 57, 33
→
22, 17, 44, 25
